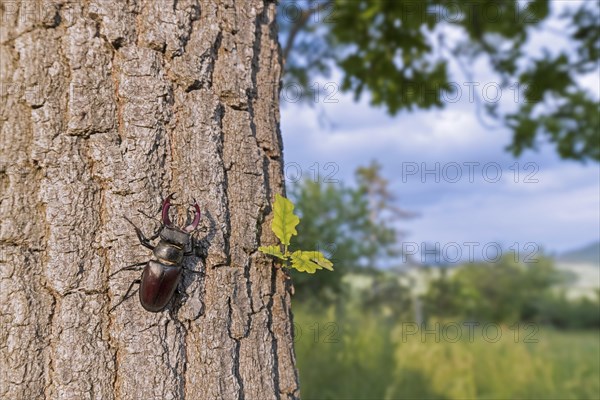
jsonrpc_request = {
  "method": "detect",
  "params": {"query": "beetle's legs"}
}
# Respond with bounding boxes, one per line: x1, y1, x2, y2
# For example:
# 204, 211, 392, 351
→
180, 241, 205, 275
109, 261, 147, 278
183, 247, 203, 258
148, 223, 162, 241
183, 238, 195, 257
138, 208, 161, 224
182, 265, 205, 276
138, 192, 172, 224
183, 232, 206, 257
124, 216, 158, 250
110, 279, 141, 312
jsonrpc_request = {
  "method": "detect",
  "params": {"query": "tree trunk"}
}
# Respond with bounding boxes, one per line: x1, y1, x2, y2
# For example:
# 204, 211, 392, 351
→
0, 1, 299, 399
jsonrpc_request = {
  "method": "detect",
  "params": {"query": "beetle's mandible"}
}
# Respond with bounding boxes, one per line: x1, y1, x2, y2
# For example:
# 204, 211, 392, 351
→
111, 194, 201, 312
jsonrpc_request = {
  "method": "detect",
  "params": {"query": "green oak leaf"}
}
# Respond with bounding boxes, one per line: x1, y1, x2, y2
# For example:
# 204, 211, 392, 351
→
271, 194, 300, 246
290, 250, 334, 274
258, 245, 286, 260
304, 251, 334, 271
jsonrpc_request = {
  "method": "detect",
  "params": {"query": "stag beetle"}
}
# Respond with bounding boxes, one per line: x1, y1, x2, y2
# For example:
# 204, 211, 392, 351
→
110, 194, 202, 312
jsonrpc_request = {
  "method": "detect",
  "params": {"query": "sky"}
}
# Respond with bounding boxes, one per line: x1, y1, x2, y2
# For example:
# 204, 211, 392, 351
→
279, 1, 599, 260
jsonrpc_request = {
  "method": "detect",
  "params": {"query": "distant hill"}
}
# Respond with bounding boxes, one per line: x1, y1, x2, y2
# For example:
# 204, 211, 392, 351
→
557, 242, 600, 265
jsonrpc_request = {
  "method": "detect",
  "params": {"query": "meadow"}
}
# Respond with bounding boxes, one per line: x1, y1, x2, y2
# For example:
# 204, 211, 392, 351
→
294, 304, 600, 400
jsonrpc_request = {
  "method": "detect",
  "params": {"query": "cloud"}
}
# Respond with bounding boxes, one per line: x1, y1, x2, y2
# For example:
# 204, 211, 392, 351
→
281, 88, 599, 254
402, 179, 599, 253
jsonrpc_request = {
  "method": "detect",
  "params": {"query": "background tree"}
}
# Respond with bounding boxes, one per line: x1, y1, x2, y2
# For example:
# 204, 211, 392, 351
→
0, 1, 299, 399
279, 0, 599, 161
289, 162, 406, 300
420, 254, 600, 328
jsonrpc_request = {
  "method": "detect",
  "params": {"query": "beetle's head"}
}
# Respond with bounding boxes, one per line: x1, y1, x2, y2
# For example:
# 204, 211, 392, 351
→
159, 193, 201, 246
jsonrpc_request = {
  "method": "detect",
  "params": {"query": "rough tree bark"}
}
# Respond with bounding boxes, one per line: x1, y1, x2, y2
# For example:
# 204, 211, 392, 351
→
0, 0, 299, 399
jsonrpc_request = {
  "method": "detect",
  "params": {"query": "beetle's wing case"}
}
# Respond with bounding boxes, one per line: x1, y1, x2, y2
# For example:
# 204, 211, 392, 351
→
139, 260, 183, 312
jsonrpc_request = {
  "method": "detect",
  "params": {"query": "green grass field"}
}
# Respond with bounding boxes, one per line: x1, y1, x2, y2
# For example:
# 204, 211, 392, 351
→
294, 305, 600, 400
